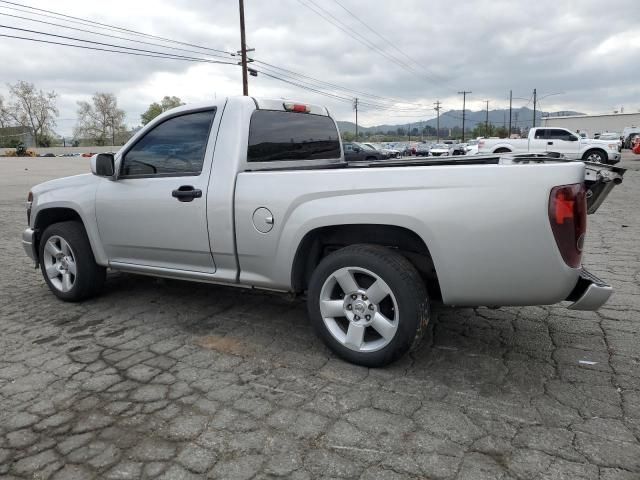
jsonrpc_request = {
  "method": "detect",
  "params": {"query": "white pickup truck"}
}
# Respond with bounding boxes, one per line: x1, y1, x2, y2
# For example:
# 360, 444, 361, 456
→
478, 127, 621, 164
21, 97, 625, 366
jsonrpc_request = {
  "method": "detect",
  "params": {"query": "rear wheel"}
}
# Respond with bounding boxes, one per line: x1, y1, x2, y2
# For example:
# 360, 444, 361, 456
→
307, 244, 429, 367
39, 221, 105, 302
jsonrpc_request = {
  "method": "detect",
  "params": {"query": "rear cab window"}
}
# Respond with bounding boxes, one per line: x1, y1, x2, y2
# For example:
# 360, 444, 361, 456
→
247, 110, 341, 166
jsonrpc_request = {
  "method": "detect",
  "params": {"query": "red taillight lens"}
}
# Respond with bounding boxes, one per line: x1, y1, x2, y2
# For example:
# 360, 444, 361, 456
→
549, 184, 586, 268
283, 102, 310, 113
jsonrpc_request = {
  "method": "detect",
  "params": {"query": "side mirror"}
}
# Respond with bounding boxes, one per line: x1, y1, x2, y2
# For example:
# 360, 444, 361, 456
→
91, 153, 115, 177
353, 147, 361, 152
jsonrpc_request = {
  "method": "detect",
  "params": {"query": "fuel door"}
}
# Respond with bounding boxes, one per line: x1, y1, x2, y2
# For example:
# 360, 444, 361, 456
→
252, 207, 274, 233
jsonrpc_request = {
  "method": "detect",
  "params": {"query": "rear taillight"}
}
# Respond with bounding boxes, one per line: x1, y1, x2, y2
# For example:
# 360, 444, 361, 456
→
549, 184, 586, 268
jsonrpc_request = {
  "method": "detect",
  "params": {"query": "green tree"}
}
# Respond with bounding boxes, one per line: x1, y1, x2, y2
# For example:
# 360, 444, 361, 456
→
75, 93, 126, 146
141, 96, 184, 125
5, 81, 58, 147
341, 131, 355, 142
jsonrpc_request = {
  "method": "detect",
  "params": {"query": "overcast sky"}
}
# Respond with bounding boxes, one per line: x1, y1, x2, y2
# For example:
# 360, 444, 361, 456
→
0, 0, 639, 136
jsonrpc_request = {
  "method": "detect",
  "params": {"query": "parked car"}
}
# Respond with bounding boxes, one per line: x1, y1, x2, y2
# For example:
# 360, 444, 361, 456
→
429, 144, 450, 156
21, 97, 625, 367
362, 142, 397, 159
465, 139, 480, 155
622, 127, 640, 149
415, 144, 431, 157
449, 144, 466, 156
343, 142, 386, 161
478, 127, 621, 164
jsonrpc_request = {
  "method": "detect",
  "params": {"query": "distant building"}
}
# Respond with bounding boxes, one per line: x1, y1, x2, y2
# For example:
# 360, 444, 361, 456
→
541, 112, 640, 136
0, 126, 35, 147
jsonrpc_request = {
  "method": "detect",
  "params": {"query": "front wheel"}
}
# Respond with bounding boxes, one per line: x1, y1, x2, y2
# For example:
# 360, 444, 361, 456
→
39, 221, 106, 302
307, 244, 430, 367
583, 149, 606, 163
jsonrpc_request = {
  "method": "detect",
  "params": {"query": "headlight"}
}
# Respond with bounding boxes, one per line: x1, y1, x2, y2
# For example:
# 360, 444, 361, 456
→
608, 144, 617, 149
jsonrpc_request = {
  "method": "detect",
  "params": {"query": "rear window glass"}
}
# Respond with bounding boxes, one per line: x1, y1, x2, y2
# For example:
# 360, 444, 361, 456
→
247, 110, 341, 162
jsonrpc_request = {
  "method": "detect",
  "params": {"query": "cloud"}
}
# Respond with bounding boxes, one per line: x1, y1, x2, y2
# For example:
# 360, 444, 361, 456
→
0, 0, 638, 135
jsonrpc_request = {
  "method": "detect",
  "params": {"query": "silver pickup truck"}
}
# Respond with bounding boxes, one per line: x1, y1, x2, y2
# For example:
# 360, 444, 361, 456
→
21, 97, 625, 366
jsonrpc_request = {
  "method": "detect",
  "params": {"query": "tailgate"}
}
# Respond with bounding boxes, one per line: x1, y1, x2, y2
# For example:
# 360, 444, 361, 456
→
506, 154, 626, 214
584, 162, 626, 213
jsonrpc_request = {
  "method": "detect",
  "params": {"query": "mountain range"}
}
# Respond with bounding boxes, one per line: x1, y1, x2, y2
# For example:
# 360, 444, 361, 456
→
336, 107, 584, 134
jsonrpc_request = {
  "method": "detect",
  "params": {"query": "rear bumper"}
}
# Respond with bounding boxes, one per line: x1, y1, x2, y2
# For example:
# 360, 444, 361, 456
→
22, 228, 38, 264
566, 268, 612, 310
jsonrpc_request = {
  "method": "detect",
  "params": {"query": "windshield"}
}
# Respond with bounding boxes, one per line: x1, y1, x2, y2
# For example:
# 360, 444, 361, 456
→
599, 133, 619, 140
360, 143, 377, 151
433, 144, 448, 149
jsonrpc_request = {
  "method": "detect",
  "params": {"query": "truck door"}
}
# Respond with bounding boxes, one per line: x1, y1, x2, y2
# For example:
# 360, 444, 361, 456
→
546, 128, 580, 159
95, 109, 217, 273
529, 128, 549, 152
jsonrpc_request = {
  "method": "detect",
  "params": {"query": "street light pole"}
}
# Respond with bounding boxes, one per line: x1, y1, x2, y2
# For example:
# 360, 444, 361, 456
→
532, 88, 537, 128
508, 90, 512, 136
458, 91, 471, 142
434, 100, 441, 143
353, 98, 359, 139
484, 100, 490, 137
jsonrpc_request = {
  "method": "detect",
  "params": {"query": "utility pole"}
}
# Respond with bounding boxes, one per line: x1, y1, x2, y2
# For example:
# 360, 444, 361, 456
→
353, 98, 359, 139
458, 91, 471, 142
238, 0, 248, 96
484, 100, 490, 137
532, 88, 537, 128
434, 100, 441, 142
508, 90, 512, 137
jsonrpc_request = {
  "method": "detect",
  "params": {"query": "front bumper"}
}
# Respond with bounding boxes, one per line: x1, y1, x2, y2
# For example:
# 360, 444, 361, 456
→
608, 152, 621, 164
22, 228, 37, 264
566, 268, 612, 310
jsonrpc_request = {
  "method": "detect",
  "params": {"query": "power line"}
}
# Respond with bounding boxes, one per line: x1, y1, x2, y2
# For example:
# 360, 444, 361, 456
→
253, 59, 432, 108
2, 1, 443, 114
0, 1, 449, 118
0, 0, 235, 56
0, 24, 236, 63
0, 11, 233, 60
330, 0, 443, 82
253, 61, 434, 112
296, 0, 435, 83
0, 33, 239, 65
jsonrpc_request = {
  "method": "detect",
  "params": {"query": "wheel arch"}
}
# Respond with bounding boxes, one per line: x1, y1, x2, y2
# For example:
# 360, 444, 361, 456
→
33, 207, 105, 266
493, 147, 512, 153
291, 224, 441, 300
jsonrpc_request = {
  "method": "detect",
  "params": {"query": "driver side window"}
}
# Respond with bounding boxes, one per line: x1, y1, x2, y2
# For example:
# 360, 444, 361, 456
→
121, 109, 216, 177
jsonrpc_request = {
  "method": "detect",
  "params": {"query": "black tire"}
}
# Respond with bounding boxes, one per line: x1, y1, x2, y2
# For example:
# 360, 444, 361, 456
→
582, 149, 607, 164
307, 244, 430, 367
39, 221, 106, 302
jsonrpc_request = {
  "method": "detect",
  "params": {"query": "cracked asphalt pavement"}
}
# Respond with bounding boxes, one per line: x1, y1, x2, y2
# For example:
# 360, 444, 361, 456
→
0, 155, 639, 480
